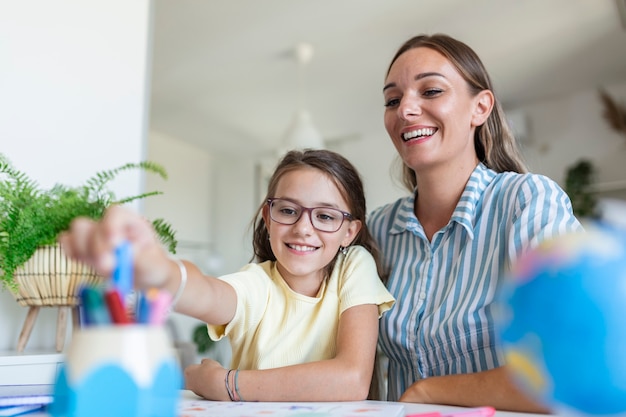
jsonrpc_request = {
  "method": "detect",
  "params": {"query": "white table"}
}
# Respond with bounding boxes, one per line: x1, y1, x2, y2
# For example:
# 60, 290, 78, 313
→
178, 391, 553, 417
0, 351, 63, 385
22, 389, 558, 417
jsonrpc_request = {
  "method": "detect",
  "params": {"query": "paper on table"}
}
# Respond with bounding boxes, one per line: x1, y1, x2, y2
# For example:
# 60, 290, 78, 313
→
178, 399, 404, 417
0, 385, 53, 407
0, 404, 45, 416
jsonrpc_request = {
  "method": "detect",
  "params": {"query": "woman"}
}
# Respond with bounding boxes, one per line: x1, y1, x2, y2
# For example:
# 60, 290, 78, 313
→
367, 34, 582, 412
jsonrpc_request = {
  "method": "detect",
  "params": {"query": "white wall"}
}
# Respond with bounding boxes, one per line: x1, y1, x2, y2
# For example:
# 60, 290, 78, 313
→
144, 130, 214, 346
144, 130, 212, 249
0, 1, 152, 352
517, 81, 626, 192
145, 130, 256, 278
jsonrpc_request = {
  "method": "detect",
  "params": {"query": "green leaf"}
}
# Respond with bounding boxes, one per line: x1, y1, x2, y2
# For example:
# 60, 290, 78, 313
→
0, 153, 178, 292
192, 323, 215, 354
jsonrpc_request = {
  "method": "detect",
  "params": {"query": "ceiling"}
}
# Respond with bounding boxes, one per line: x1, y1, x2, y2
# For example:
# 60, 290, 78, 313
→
149, 0, 626, 156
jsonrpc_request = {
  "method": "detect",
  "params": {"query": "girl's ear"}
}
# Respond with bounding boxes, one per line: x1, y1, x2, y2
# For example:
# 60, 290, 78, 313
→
262, 204, 270, 228
471, 89, 494, 127
341, 219, 362, 247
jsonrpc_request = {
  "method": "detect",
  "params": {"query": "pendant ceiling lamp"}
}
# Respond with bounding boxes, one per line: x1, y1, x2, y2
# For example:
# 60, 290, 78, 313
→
280, 42, 324, 152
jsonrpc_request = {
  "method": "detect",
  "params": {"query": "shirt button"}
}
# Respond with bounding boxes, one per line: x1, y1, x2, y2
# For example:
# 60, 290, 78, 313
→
419, 292, 426, 300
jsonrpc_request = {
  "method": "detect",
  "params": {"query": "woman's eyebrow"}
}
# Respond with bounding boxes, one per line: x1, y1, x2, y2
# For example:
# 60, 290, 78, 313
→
383, 71, 445, 92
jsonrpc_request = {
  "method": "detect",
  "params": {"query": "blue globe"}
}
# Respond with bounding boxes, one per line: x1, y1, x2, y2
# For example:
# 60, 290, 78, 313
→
499, 221, 626, 416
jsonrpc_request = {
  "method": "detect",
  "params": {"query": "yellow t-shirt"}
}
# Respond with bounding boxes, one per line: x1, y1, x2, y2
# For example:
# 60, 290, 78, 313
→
207, 245, 395, 370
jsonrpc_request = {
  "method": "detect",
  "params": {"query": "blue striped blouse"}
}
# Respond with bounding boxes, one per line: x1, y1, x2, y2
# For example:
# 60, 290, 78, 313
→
368, 163, 583, 401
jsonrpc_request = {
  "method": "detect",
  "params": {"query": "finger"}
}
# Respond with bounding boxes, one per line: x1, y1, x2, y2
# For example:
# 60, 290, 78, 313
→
102, 205, 167, 284
101, 205, 142, 247
59, 217, 96, 263
89, 219, 116, 276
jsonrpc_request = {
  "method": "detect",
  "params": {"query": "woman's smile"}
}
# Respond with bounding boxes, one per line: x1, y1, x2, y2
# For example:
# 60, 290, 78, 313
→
402, 127, 437, 142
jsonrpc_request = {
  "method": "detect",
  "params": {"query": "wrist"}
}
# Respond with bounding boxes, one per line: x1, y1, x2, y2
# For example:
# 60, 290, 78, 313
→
224, 368, 245, 402
225, 369, 235, 401
169, 259, 187, 311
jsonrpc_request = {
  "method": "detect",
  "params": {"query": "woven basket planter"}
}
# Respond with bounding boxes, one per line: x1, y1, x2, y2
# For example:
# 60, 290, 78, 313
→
11, 244, 105, 307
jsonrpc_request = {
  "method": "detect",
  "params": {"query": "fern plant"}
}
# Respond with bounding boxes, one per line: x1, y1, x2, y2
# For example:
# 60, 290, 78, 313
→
0, 153, 178, 292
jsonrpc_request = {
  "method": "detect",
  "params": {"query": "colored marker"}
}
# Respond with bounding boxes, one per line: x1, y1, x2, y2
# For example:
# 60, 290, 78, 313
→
406, 406, 496, 417
80, 286, 111, 326
148, 289, 172, 325
112, 241, 133, 300
135, 290, 151, 324
104, 288, 131, 324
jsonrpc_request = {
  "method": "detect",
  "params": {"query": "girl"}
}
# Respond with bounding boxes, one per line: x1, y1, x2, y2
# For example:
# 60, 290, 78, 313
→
59, 149, 394, 402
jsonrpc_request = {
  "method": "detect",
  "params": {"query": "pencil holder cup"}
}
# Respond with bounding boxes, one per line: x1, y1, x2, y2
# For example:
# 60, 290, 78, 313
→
49, 325, 182, 417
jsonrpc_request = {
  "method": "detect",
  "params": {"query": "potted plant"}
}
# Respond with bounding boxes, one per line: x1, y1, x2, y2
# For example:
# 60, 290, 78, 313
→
564, 159, 597, 218
192, 323, 216, 355
0, 153, 178, 303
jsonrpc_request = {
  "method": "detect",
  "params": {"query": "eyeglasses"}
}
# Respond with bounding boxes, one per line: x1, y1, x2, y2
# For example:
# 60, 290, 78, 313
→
267, 198, 354, 233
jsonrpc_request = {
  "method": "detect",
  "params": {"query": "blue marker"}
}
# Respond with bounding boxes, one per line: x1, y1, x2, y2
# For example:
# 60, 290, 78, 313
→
80, 286, 111, 326
112, 241, 133, 300
135, 291, 150, 324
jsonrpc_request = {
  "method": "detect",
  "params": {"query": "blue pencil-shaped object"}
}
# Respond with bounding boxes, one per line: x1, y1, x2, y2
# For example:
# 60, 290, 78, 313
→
135, 291, 150, 324
112, 241, 134, 300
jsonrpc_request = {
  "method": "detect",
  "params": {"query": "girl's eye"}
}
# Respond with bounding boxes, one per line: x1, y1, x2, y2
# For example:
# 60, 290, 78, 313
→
313, 209, 340, 223
279, 207, 298, 216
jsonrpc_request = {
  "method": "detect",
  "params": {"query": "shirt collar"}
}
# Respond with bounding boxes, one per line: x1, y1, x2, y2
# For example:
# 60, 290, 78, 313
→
451, 163, 496, 238
390, 193, 419, 235
389, 163, 496, 238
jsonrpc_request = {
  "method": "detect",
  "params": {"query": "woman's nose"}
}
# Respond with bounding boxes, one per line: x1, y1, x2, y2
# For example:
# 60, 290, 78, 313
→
398, 96, 421, 119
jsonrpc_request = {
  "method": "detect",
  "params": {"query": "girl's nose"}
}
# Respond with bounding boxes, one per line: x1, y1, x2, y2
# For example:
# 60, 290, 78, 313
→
293, 211, 314, 235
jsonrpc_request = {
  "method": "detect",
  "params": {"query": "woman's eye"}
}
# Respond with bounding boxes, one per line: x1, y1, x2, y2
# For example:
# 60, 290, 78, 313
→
423, 88, 443, 97
384, 98, 400, 108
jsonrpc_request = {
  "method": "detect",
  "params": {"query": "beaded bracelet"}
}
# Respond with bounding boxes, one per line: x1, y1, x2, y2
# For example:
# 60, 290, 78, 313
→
170, 259, 187, 311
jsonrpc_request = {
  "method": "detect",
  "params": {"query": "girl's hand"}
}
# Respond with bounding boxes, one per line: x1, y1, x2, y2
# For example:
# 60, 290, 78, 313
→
58, 205, 171, 289
184, 358, 230, 401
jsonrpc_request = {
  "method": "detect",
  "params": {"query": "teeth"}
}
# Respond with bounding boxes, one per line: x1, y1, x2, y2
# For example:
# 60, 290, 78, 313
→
288, 244, 316, 252
403, 128, 435, 141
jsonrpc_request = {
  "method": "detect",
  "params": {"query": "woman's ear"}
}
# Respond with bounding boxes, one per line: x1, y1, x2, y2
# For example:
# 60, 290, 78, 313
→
341, 219, 362, 247
471, 89, 494, 127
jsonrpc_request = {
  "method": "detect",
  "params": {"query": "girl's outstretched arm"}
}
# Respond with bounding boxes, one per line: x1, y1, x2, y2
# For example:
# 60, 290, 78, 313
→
184, 303, 380, 401
59, 205, 236, 326
160, 259, 236, 326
